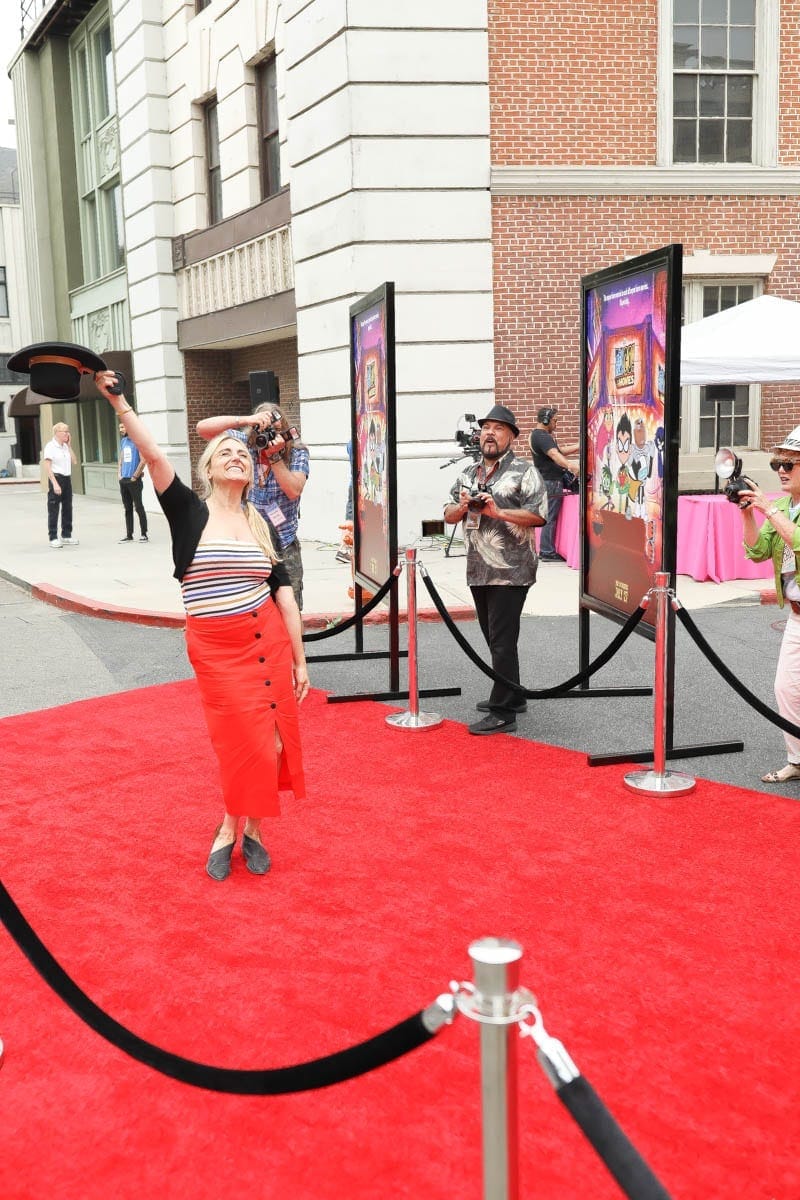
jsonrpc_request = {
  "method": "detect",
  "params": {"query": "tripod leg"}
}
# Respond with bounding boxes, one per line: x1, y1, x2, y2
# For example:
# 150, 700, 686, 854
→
445, 520, 460, 558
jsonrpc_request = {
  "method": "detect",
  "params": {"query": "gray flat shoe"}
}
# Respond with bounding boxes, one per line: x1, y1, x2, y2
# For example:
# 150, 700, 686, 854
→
242, 833, 271, 875
206, 837, 234, 881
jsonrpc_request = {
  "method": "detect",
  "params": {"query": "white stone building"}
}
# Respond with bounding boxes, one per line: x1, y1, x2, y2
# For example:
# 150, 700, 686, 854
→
11, 0, 494, 540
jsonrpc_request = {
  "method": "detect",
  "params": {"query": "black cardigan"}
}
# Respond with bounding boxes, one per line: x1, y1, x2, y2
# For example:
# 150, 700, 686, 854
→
157, 474, 290, 591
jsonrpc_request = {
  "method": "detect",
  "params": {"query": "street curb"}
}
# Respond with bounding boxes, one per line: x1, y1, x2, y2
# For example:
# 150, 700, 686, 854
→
21, 577, 477, 630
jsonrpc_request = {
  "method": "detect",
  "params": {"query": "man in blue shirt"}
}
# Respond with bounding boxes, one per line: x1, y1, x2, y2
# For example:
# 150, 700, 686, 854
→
118, 421, 148, 542
196, 405, 309, 609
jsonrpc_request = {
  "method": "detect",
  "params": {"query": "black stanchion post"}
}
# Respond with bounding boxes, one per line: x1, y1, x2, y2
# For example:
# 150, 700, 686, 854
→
624, 572, 695, 795
386, 548, 443, 730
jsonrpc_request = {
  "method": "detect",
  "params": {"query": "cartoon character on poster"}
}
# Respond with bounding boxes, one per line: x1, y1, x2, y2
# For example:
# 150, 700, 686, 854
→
627, 416, 654, 521
614, 411, 633, 518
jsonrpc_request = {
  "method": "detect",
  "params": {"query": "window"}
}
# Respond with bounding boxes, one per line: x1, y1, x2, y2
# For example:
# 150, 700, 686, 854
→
673, 0, 755, 162
70, 12, 125, 283
196, 0, 213, 10
105, 184, 124, 269
0, 267, 8, 318
681, 279, 759, 452
205, 100, 222, 225
95, 24, 116, 121
256, 56, 281, 199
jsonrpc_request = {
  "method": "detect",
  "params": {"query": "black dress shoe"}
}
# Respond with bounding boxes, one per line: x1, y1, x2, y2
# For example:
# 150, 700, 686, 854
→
476, 699, 527, 714
468, 713, 517, 735
206, 838, 234, 881
539, 552, 566, 562
242, 833, 271, 875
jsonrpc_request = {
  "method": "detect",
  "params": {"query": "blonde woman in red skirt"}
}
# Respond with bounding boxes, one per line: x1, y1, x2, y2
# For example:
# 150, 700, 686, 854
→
96, 371, 308, 881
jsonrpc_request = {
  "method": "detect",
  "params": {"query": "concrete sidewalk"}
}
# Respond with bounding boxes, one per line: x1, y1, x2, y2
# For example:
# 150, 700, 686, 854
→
0, 480, 767, 624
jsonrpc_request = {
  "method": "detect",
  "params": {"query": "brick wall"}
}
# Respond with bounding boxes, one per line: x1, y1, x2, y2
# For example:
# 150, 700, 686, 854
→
491, 195, 800, 452
487, 0, 659, 166
183, 339, 302, 484
231, 338, 300, 431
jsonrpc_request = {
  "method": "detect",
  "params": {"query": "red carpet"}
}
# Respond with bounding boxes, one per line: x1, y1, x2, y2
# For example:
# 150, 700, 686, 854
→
0, 681, 798, 1199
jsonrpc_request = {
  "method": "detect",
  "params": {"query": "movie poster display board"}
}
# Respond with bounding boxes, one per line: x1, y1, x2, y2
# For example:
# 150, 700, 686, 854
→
580, 245, 682, 629
349, 283, 398, 594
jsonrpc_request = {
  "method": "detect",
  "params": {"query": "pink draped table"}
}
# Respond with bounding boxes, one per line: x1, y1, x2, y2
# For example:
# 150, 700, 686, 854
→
550, 493, 773, 583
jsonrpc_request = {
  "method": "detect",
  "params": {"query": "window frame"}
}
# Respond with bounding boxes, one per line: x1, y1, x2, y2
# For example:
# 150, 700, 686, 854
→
69, 8, 125, 285
205, 99, 223, 226
680, 275, 763, 453
256, 55, 281, 201
658, 0, 779, 167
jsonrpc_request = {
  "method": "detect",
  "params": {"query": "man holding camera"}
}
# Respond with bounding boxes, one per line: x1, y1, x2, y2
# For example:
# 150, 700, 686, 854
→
196, 405, 309, 609
444, 404, 547, 735
529, 406, 580, 562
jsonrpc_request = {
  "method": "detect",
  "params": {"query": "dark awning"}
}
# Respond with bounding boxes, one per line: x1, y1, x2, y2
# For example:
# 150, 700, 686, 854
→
8, 387, 47, 417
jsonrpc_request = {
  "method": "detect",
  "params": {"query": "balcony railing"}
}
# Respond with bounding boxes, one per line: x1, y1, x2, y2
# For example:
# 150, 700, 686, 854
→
20, 0, 50, 38
176, 225, 294, 320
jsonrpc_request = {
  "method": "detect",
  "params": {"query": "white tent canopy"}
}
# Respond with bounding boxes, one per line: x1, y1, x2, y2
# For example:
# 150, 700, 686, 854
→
680, 294, 800, 385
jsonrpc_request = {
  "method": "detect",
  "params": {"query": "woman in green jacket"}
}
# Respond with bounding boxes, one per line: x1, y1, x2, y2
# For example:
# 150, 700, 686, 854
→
739, 425, 800, 783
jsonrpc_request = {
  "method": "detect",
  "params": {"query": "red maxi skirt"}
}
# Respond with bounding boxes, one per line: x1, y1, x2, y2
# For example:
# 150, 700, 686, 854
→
184, 597, 306, 817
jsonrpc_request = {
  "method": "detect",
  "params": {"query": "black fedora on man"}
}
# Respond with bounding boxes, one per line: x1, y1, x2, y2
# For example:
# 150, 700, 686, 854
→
443, 401, 548, 734
477, 403, 520, 438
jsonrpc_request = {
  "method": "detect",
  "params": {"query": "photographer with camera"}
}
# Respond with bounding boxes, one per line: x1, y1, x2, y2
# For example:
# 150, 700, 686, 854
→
197, 405, 309, 610
735, 425, 800, 784
444, 404, 547, 735
529, 406, 580, 562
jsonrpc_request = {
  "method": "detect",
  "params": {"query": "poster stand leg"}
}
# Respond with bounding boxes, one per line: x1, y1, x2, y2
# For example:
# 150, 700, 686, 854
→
326, 571, 462, 706
586, 598, 743, 766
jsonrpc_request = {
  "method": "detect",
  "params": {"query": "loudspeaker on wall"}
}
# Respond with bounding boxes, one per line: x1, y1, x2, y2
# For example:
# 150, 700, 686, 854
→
249, 370, 280, 409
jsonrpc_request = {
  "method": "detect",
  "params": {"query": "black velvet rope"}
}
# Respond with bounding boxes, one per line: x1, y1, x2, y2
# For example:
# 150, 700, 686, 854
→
0, 880, 439, 1094
302, 574, 394, 642
555, 1076, 673, 1200
420, 569, 646, 699
674, 603, 800, 739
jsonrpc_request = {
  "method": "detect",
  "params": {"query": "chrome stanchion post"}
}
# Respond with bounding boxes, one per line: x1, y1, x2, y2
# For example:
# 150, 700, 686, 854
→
386, 547, 443, 730
457, 937, 533, 1200
624, 571, 695, 795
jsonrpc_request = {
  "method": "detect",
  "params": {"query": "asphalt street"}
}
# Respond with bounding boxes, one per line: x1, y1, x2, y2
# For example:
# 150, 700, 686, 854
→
1, 574, 795, 801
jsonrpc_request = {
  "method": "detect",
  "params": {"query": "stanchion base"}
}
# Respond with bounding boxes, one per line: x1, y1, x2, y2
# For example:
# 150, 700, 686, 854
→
623, 769, 696, 795
385, 711, 443, 731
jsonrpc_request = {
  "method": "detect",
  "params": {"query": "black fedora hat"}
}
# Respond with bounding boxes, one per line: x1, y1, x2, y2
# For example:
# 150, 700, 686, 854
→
7, 341, 108, 401
477, 403, 519, 438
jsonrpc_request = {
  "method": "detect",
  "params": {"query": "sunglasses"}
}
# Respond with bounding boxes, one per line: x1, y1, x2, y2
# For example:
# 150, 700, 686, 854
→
769, 459, 800, 473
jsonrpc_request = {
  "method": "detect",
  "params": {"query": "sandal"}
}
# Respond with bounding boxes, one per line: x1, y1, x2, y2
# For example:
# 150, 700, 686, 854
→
761, 763, 800, 783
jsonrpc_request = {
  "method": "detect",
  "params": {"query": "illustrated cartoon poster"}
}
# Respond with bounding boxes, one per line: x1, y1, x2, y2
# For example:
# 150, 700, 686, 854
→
350, 283, 397, 592
582, 247, 681, 624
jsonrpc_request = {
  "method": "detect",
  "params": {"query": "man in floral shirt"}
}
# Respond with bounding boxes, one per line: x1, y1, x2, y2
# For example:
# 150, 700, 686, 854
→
444, 404, 547, 735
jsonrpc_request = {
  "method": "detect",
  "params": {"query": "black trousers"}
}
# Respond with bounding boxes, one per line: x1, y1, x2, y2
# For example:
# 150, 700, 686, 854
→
120, 477, 148, 537
47, 474, 73, 539
470, 585, 529, 713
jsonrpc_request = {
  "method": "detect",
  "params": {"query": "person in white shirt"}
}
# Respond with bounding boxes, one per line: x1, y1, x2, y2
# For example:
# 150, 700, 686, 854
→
43, 422, 79, 548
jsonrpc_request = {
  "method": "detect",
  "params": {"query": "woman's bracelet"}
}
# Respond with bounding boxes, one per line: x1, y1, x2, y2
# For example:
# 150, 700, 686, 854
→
768, 505, 781, 517
117, 404, 133, 414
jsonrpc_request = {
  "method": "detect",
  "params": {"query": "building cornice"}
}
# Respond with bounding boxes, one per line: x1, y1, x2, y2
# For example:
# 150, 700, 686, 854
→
491, 166, 800, 196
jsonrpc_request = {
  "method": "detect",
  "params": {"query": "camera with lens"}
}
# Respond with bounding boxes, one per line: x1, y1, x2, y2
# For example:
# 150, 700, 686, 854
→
714, 447, 756, 507
455, 414, 481, 458
252, 410, 299, 450
465, 484, 490, 510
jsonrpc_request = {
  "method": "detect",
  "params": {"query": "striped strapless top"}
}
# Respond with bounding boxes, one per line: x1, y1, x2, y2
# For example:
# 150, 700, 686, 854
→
181, 540, 274, 617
